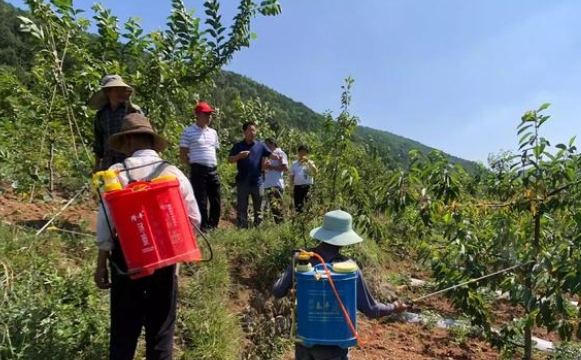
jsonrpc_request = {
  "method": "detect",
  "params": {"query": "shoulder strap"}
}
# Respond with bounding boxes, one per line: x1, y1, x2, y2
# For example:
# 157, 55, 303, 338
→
123, 160, 170, 183
142, 160, 171, 181
123, 160, 137, 183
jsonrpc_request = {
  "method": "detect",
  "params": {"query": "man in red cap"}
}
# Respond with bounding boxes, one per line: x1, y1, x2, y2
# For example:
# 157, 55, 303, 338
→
179, 101, 221, 231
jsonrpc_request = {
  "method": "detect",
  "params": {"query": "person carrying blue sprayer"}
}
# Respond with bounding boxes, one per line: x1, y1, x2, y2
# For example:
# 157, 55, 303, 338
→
272, 210, 408, 360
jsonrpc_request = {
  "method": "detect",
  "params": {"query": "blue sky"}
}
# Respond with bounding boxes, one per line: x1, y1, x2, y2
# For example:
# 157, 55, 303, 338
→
7, 0, 581, 163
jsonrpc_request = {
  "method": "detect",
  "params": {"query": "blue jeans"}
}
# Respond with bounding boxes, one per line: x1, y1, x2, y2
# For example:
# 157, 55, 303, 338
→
236, 182, 264, 228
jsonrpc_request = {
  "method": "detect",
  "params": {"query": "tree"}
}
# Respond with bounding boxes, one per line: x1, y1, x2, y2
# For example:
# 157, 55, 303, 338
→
10, 0, 281, 192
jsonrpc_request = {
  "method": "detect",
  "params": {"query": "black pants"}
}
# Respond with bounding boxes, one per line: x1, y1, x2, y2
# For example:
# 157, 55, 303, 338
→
294, 184, 311, 213
190, 163, 221, 230
295, 344, 349, 360
109, 262, 177, 360
264, 186, 284, 223
236, 182, 263, 228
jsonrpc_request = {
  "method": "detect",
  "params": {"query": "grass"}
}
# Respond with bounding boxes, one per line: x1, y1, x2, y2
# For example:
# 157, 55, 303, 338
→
0, 224, 109, 360
0, 223, 244, 360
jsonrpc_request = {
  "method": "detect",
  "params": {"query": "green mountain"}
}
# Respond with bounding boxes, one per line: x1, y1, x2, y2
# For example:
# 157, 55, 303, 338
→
210, 70, 478, 169
0, 0, 477, 170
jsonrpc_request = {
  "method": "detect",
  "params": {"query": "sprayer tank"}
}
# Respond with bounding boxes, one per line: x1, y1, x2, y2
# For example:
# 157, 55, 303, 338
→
295, 262, 358, 348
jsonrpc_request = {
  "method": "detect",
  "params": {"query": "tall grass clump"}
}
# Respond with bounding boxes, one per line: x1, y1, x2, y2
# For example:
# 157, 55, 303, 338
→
0, 223, 109, 360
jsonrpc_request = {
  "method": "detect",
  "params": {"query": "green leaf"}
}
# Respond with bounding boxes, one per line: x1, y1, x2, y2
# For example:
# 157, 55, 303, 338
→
538, 103, 551, 112
51, 0, 73, 10
538, 115, 550, 127
519, 132, 533, 146
517, 124, 533, 135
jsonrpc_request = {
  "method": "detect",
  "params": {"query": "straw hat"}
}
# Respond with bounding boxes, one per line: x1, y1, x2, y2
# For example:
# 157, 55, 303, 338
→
309, 210, 363, 246
87, 75, 133, 110
108, 113, 168, 153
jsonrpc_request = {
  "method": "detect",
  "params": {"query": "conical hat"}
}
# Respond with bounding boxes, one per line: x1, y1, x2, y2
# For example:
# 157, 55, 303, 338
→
87, 74, 133, 110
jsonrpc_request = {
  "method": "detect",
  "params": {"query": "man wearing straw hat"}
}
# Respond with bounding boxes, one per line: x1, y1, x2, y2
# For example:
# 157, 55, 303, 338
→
272, 210, 407, 360
89, 74, 142, 172
94, 113, 201, 360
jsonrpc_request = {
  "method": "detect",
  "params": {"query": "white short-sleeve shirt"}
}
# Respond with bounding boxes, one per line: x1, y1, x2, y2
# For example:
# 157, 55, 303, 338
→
291, 160, 315, 186
264, 148, 288, 189
179, 124, 219, 167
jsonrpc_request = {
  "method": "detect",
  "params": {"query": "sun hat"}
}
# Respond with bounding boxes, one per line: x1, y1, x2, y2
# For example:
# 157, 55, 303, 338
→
309, 210, 363, 246
108, 113, 168, 153
194, 101, 215, 114
87, 75, 133, 110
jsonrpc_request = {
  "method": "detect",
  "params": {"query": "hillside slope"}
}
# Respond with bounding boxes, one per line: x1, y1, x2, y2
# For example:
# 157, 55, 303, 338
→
210, 71, 477, 169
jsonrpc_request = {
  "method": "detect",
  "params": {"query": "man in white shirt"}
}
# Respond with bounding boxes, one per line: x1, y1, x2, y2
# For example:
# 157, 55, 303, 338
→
94, 113, 201, 360
179, 102, 221, 231
263, 138, 288, 223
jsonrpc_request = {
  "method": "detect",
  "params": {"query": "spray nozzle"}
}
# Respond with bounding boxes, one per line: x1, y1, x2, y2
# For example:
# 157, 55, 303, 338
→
92, 170, 122, 192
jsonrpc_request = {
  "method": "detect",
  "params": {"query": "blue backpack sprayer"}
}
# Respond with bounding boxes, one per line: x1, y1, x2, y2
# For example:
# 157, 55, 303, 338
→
290, 250, 523, 349
292, 251, 361, 348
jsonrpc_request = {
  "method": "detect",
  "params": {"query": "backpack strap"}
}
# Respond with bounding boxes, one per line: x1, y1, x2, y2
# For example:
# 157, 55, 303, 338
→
122, 160, 170, 183
142, 160, 170, 181
123, 160, 137, 183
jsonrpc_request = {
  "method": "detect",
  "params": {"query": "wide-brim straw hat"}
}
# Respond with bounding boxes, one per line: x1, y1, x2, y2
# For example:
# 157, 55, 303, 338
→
108, 113, 168, 153
309, 210, 363, 246
87, 75, 133, 110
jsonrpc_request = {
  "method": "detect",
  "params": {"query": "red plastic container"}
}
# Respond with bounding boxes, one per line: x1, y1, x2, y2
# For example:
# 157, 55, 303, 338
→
104, 178, 201, 279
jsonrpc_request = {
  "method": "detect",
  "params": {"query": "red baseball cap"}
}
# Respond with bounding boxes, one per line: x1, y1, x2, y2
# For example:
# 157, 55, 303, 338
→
194, 101, 214, 114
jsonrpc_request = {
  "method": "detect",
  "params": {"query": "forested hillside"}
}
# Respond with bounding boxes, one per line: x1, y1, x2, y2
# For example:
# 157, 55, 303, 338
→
0, 0, 476, 169
208, 70, 476, 168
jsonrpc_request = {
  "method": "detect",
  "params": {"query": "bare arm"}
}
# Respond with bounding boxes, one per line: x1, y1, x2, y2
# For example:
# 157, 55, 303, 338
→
229, 151, 249, 163
228, 154, 240, 163
307, 160, 318, 174
94, 249, 111, 289
179, 147, 189, 166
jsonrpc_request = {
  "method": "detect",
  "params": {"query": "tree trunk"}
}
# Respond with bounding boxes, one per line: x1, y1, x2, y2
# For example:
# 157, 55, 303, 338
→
523, 322, 532, 360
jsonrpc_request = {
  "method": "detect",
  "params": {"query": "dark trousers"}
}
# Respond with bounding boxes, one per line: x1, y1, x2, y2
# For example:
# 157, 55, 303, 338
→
295, 344, 349, 360
190, 163, 221, 230
293, 184, 311, 213
109, 263, 177, 360
264, 186, 284, 224
236, 182, 263, 228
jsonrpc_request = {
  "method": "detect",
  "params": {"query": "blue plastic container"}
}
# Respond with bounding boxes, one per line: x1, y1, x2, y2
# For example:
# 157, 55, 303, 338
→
295, 262, 358, 348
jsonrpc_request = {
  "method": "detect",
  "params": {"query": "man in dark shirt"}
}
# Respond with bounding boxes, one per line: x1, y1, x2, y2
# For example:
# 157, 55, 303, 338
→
228, 121, 280, 228
272, 210, 407, 359
88, 74, 141, 172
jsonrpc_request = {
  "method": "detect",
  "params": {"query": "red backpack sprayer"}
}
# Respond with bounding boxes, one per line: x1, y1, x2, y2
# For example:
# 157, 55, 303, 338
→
92, 161, 212, 278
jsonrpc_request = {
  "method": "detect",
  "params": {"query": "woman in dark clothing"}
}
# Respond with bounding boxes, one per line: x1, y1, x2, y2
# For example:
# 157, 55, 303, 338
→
272, 210, 407, 360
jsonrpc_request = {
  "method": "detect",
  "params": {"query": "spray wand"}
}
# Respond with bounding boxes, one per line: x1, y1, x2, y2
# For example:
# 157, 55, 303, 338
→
405, 263, 524, 307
